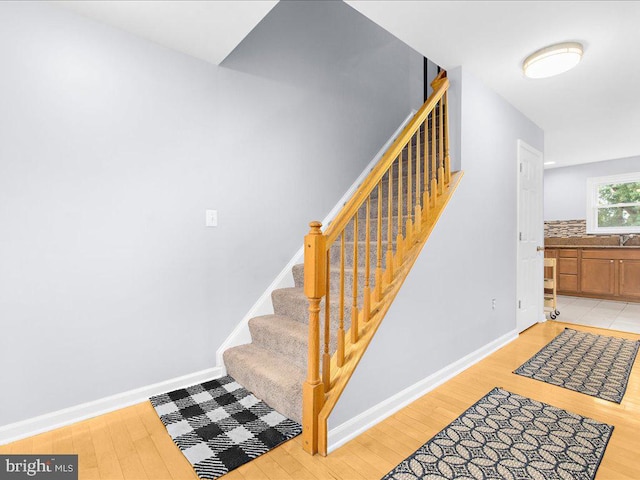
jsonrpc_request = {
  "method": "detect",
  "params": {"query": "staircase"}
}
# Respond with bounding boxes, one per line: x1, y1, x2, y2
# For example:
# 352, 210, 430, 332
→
223, 71, 461, 455
223, 157, 413, 423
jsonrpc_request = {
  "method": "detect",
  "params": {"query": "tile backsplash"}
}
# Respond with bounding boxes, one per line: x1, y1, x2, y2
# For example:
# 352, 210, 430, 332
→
544, 219, 640, 246
544, 219, 596, 238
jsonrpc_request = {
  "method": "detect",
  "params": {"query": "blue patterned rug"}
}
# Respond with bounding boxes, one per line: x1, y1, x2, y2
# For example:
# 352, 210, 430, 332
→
514, 328, 639, 403
150, 375, 301, 480
382, 388, 613, 480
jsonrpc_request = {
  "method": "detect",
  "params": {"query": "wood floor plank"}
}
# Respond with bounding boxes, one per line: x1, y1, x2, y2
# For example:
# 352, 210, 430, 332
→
52, 426, 74, 455
88, 416, 124, 480
1, 321, 639, 479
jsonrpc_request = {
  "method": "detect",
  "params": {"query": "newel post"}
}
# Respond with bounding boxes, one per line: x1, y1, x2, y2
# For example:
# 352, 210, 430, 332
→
302, 221, 326, 455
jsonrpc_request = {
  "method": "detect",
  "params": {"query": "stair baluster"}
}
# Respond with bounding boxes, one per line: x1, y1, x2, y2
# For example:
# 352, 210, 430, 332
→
337, 235, 345, 368
444, 91, 451, 185
351, 215, 359, 343
396, 155, 404, 266
322, 249, 331, 389
386, 167, 394, 285
375, 182, 383, 302
363, 198, 371, 323
407, 136, 413, 244
415, 128, 422, 236
438, 99, 445, 195
430, 109, 437, 208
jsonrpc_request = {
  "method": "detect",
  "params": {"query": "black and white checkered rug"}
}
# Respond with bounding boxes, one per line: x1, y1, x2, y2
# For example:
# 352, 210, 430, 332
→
150, 375, 302, 480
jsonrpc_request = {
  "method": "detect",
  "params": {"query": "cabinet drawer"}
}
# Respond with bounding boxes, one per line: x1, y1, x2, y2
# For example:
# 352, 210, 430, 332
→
558, 258, 578, 274
559, 249, 578, 258
582, 250, 615, 259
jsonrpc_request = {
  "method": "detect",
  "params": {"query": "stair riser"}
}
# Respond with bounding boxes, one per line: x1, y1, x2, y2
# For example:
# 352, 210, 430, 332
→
329, 241, 392, 269
356, 196, 428, 219
342, 217, 401, 241
293, 264, 377, 295
223, 347, 303, 424
272, 290, 354, 332
249, 319, 308, 371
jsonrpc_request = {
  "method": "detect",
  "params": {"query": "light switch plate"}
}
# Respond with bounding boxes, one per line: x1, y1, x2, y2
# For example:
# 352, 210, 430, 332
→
205, 210, 218, 227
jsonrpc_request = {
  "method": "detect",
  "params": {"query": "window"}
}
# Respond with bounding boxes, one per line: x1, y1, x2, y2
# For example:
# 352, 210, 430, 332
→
586, 172, 640, 234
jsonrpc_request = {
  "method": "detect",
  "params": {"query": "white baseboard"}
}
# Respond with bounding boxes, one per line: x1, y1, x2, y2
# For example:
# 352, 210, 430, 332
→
0, 366, 224, 446
215, 111, 418, 365
326, 329, 519, 453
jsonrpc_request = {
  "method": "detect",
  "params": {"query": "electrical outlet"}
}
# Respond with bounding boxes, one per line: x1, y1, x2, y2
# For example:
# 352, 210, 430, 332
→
492, 298, 497, 310
205, 209, 218, 227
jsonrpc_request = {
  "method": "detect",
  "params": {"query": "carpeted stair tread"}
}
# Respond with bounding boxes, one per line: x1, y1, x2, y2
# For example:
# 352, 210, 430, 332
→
249, 315, 308, 369
223, 344, 304, 424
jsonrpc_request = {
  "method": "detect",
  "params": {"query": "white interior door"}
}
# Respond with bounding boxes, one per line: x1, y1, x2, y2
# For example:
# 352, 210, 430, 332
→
517, 140, 544, 333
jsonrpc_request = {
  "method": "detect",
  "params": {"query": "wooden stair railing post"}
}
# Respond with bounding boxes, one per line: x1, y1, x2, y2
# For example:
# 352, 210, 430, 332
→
430, 110, 437, 208
415, 125, 422, 235
396, 155, 404, 267
444, 90, 451, 185
437, 99, 445, 195
406, 138, 413, 244
423, 122, 430, 222
351, 215, 359, 343
385, 167, 394, 285
322, 249, 331, 388
363, 198, 371, 322
375, 182, 383, 302
337, 235, 345, 367
302, 221, 326, 455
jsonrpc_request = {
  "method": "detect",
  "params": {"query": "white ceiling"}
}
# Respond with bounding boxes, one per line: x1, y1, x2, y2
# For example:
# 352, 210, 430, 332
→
55, 0, 277, 65
345, 1, 640, 169
53, 1, 640, 169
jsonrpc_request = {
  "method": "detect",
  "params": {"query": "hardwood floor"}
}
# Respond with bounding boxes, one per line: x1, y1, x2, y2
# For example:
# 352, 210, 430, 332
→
2, 321, 639, 479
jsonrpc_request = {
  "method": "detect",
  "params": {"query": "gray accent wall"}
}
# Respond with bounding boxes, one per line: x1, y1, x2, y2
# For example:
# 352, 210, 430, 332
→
0, 0, 423, 425
330, 67, 544, 429
544, 156, 640, 221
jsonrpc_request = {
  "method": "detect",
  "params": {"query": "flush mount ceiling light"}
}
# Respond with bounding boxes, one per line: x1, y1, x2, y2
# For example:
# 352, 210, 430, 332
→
523, 42, 583, 79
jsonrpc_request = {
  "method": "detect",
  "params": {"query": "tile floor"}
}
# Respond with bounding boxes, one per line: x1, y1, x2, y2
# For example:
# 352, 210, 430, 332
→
551, 295, 640, 334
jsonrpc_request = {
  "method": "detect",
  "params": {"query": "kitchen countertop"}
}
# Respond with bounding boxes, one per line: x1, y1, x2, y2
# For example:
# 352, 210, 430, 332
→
545, 235, 640, 248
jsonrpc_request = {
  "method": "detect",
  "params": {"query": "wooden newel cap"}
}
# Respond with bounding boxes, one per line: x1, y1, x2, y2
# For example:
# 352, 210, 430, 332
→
308, 221, 322, 234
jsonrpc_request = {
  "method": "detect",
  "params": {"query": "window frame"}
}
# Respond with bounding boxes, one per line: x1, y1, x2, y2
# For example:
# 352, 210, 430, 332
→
586, 172, 640, 234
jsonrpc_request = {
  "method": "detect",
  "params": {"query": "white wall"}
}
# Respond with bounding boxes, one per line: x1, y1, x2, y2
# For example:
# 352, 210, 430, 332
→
329, 67, 543, 428
0, 0, 423, 426
544, 156, 640, 221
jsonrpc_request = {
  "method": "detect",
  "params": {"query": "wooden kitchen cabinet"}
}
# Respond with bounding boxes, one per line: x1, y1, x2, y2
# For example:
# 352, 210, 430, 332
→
543, 246, 640, 302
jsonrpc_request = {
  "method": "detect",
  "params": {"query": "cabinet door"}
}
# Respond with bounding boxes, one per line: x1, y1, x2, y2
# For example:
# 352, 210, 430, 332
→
558, 274, 578, 293
619, 259, 640, 300
580, 258, 615, 296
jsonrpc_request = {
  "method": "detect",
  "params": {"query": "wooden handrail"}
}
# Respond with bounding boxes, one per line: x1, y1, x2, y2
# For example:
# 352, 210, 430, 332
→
302, 70, 460, 455
324, 77, 449, 245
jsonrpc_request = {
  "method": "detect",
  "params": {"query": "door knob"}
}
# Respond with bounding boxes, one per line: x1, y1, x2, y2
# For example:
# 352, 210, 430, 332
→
536, 246, 545, 252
